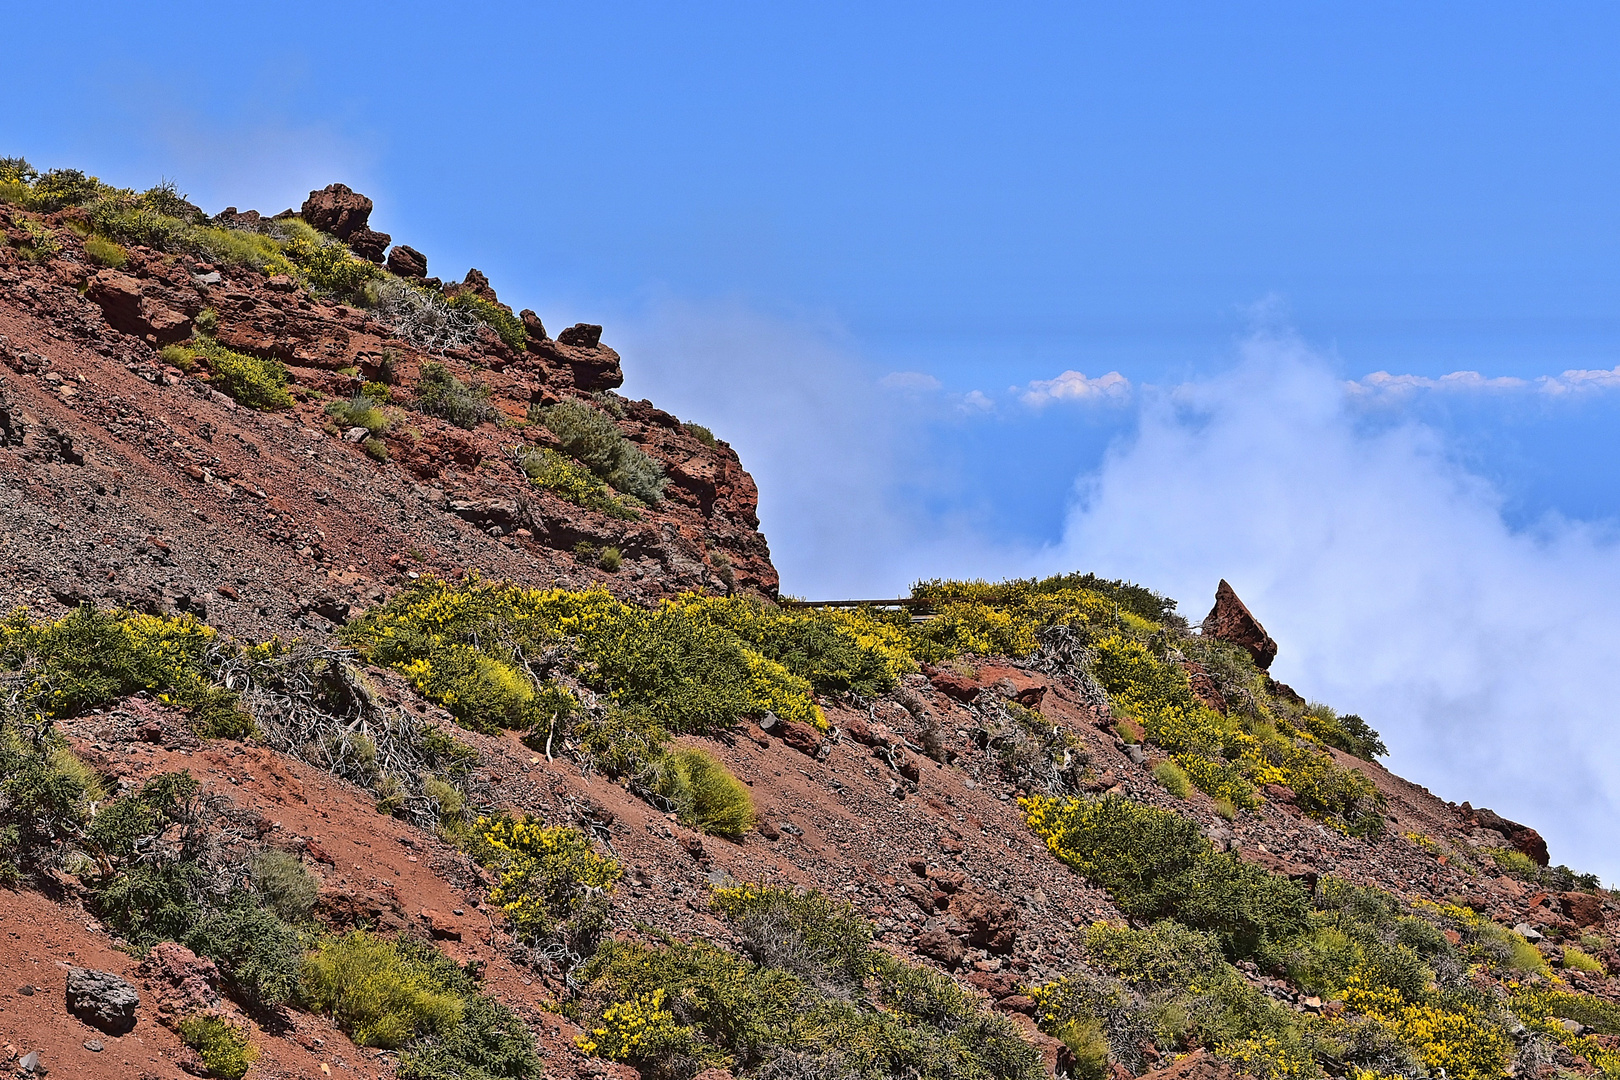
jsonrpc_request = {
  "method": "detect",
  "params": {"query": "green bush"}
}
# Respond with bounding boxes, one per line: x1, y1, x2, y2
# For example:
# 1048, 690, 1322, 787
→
396, 988, 544, 1080
534, 399, 666, 505
1151, 759, 1190, 797
712, 884, 873, 989
301, 931, 465, 1048
1564, 946, 1606, 975
286, 234, 382, 300
0, 735, 103, 881
1023, 795, 1309, 960
30, 168, 103, 210
655, 747, 754, 839
518, 448, 638, 519
162, 339, 292, 411
682, 422, 716, 446
474, 816, 621, 947
178, 1015, 258, 1080
326, 393, 389, 435
251, 848, 319, 922
189, 893, 305, 1006
574, 935, 1042, 1080
363, 436, 390, 461
84, 234, 128, 267
95, 859, 204, 949
415, 362, 495, 429
1488, 847, 1540, 878
598, 546, 622, 572
445, 292, 527, 350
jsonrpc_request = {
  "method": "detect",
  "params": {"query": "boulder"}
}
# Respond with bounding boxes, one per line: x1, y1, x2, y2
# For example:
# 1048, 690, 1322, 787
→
776, 720, 825, 757
1201, 579, 1278, 670
913, 928, 965, 968
419, 909, 462, 941
84, 270, 192, 344
953, 892, 1021, 953
557, 322, 603, 348
1561, 891, 1606, 928
455, 267, 502, 306
65, 967, 139, 1035
520, 308, 549, 341
346, 226, 391, 263
301, 183, 373, 239
137, 943, 220, 1021
386, 244, 428, 279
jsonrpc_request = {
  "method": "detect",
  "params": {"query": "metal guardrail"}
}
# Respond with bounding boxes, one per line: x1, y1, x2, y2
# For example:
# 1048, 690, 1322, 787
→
777, 598, 938, 620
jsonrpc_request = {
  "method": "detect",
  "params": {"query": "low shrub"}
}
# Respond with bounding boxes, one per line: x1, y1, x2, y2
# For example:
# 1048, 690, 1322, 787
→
598, 546, 622, 572
285, 233, 382, 300
655, 747, 754, 839
188, 894, 305, 1007
414, 362, 495, 429
475, 816, 621, 947
84, 234, 128, 267
445, 292, 527, 350
0, 734, 103, 881
1563, 946, 1606, 975
712, 884, 874, 990
178, 1014, 258, 1080
1151, 759, 1190, 798
326, 394, 389, 435
300, 931, 465, 1048
363, 436, 390, 461
1488, 847, 1541, 878
518, 448, 637, 519
682, 422, 716, 446
1023, 794, 1309, 960
250, 848, 319, 922
534, 399, 666, 505
573, 935, 1041, 1080
166, 339, 292, 411
0, 607, 251, 736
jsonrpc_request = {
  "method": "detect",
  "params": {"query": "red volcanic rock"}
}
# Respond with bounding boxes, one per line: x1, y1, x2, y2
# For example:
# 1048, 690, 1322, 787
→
928, 667, 985, 701
386, 244, 428, 279
776, 719, 825, 757
520, 308, 549, 341
1201, 579, 1278, 670
301, 182, 374, 239
137, 942, 220, 1022
1561, 891, 1606, 928
1459, 802, 1551, 867
346, 226, 391, 263
84, 270, 192, 344
1184, 660, 1226, 713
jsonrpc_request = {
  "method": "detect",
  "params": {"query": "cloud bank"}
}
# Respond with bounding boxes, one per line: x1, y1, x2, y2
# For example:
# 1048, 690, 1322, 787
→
1045, 332, 1620, 881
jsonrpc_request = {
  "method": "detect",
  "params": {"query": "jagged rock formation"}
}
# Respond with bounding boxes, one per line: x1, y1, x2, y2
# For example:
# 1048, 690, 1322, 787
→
1201, 577, 1279, 669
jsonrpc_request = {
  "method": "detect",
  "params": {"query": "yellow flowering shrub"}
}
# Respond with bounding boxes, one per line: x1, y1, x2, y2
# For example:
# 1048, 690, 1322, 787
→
477, 816, 621, 944
0, 606, 250, 736
1343, 977, 1510, 1080
576, 988, 694, 1061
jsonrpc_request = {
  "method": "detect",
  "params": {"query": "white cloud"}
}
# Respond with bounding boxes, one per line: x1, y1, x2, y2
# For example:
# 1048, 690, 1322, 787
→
879, 371, 943, 392
1019, 369, 1131, 407
613, 299, 1027, 597
1042, 330, 1620, 882
959, 389, 995, 412
1350, 365, 1620, 398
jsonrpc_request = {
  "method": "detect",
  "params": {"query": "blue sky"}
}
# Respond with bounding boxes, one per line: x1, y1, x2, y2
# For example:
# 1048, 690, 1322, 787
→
9, 2, 1620, 877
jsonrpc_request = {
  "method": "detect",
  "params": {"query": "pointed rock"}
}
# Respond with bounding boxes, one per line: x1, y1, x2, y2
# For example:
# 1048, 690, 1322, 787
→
1201, 579, 1278, 670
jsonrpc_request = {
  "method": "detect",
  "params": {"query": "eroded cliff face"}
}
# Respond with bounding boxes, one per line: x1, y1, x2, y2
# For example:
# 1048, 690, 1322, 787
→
0, 186, 775, 640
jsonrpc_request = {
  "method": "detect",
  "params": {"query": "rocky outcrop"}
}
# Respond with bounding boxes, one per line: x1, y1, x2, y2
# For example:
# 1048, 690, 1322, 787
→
1458, 802, 1551, 866
300, 182, 374, 239
346, 227, 391, 263
1201, 579, 1278, 670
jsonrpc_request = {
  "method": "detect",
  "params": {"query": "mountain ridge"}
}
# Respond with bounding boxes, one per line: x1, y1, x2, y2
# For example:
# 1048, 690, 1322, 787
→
0, 161, 1614, 1080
